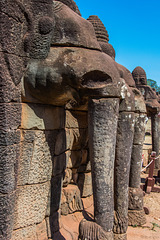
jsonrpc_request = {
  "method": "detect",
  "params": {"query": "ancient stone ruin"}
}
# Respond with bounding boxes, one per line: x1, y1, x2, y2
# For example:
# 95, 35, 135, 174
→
132, 66, 160, 170
0, 1, 160, 240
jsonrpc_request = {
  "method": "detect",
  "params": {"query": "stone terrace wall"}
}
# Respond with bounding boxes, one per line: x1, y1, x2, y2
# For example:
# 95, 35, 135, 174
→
11, 103, 91, 239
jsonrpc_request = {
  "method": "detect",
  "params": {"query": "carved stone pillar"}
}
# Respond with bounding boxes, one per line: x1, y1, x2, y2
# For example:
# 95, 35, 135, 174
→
129, 113, 146, 226
151, 113, 160, 169
114, 112, 135, 240
79, 97, 119, 240
78, 97, 120, 240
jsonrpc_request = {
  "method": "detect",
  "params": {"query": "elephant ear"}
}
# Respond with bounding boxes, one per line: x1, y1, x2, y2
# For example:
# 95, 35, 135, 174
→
0, 0, 31, 102
0, 0, 54, 102
54, 0, 81, 15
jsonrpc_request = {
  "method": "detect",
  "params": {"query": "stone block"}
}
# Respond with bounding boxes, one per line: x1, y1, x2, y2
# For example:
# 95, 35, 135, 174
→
0, 103, 21, 130
77, 172, 93, 197
14, 182, 50, 229
12, 225, 37, 240
21, 103, 65, 130
12, 220, 48, 240
65, 110, 88, 129
0, 130, 20, 146
0, 145, 19, 193
0, 192, 15, 240
18, 130, 58, 185
128, 187, 144, 210
128, 209, 146, 226
36, 220, 48, 240
61, 184, 83, 215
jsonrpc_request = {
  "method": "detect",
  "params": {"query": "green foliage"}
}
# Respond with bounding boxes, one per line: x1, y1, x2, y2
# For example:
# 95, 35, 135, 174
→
132, 224, 138, 228
151, 222, 160, 231
147, 79, 160, 93
131, 222, 160, 231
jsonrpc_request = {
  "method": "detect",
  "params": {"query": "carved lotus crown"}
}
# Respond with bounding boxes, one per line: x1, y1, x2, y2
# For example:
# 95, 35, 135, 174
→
87, 15, 115, 59
87, 15, 109, 43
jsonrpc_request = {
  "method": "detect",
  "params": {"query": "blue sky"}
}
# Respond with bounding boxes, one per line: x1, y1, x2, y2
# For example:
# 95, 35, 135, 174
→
76, 0, 160, 86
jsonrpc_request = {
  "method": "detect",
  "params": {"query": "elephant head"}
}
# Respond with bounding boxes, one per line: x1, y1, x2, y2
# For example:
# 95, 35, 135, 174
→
22, 1, 122, 108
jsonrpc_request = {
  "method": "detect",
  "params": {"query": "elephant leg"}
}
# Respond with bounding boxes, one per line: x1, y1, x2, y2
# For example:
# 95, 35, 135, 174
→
114, 112, 135, 240
151, 113, 160, 169
128, 113, 146, 226
79, 97, 119, 240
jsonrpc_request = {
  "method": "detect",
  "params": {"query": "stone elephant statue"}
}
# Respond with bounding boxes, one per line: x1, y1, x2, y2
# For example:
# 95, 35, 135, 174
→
85, 15, 147, 239
132, 66, 160, 170
0, 1, 148, 240
23, 2, 122, 239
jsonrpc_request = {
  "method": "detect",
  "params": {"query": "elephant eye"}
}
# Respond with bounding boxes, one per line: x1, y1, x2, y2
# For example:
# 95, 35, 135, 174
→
38, 16, 54, 35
